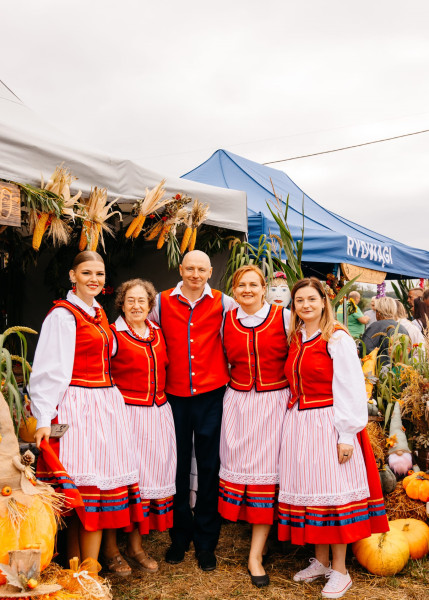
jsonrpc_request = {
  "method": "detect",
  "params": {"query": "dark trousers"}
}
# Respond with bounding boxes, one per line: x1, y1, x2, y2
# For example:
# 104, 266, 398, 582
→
167, 386, 225, 553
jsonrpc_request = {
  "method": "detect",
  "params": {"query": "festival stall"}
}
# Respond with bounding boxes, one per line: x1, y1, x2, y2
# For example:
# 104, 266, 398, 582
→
182, 149, 429, 279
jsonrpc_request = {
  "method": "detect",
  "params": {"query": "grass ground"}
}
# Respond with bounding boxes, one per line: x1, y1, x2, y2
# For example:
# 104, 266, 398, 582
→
110, 522, 429, 600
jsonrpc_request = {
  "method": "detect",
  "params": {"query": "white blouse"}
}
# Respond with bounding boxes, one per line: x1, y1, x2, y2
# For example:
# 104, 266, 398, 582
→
29, 291, 101, 429
237, 301, 291, 330
301, 327, 368, 446
112, 315, 159, 354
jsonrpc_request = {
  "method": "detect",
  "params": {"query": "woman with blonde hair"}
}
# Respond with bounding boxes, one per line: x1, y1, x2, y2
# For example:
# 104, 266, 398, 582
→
278, 277, 388, 599
219, 264, 290, 588
362, 296, 408, 363
394, 299, 424, 347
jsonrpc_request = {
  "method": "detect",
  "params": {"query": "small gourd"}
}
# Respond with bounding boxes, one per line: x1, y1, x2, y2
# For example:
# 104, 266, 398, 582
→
367, 400, 379, 416
378, 464, 396, 494
352, 529, 409, 576
389, 518, 429, 559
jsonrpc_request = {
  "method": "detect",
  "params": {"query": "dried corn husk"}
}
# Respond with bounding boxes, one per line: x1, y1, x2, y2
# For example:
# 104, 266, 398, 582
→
145, 220, 164, 241
180, 199, 209, 253
28, 165, 82, 250
78, 188, 121, 252
125, 179, 173, 240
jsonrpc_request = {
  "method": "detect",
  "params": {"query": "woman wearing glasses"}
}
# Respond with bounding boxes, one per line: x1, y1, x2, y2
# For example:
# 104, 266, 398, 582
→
102, 279, 177, 576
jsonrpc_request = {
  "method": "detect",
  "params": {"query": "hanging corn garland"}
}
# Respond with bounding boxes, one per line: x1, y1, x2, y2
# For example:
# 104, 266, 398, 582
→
144, 219, 164, 241
78, 187, 121, 252
17, 164, 82, 251
125, 179, 174, 240
154, 195, 191, 249
181, 199, 210, 253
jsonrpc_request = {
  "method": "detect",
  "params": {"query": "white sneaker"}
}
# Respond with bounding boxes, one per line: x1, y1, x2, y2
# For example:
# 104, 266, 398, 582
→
293, 558, 331, 582
321, 569, 352, 598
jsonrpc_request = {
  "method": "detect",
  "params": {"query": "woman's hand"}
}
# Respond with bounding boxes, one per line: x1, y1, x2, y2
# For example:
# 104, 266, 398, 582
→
337, 443, 353, 464
35, 427, 51, 449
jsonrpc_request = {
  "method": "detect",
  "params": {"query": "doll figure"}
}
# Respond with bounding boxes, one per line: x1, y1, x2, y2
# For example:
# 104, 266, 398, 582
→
266, 272, 291, 308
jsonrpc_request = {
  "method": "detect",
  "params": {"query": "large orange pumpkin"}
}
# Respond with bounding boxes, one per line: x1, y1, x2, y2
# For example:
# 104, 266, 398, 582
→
0, 496, 57, 584
352, 529, 409, 576
389, 519, 429, 559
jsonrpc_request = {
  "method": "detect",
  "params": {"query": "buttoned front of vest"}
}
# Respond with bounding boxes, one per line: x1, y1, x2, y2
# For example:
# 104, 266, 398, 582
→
223, 305, 289, 392
160, 289, 229, 396
49, 300, 114, 388
110, 325, 168, 406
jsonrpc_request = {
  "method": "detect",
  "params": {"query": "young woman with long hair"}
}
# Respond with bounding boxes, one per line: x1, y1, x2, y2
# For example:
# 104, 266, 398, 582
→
278, 277, 388, 599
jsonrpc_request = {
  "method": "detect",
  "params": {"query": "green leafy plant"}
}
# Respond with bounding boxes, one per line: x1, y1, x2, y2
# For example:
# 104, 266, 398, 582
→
0, 326, 37, 433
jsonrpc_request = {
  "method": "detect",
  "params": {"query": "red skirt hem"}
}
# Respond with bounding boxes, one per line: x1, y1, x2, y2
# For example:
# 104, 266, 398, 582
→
218, 479, 277, 525
278, 497, 388, 545
124, 497, 174, 535
36, 435, 143, 531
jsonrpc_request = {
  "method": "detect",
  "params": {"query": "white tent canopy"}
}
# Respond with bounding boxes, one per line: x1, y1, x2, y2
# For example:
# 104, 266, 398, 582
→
0, 82, 247, 232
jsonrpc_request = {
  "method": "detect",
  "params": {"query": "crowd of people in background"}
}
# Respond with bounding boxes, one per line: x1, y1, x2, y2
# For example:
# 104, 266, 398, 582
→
29, 251, 426, 599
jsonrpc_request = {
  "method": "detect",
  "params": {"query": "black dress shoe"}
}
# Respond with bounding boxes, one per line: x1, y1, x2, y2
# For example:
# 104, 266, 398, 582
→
165, 544, 186, 564
196, 550, 217, 571
247, 568, 270, 588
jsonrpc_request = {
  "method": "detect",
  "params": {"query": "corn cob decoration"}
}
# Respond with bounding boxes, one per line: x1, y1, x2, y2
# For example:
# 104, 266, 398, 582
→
180, 199, 210, 253
125, 180, 173, 240
145, 220, 164, 240
156, 202, 189, 250
79, 187, 121, 252
30, 164, 82, 250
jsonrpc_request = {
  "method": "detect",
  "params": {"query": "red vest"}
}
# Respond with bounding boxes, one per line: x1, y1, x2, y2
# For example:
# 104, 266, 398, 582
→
50, 300, 114, 388
110, 324, 168, 407
223, 305, 289, 392
159, 289, 229, 396
285, 324, 349, 410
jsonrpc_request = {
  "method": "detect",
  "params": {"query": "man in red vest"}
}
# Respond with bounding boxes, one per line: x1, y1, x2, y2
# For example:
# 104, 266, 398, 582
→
149, 250, 236, 571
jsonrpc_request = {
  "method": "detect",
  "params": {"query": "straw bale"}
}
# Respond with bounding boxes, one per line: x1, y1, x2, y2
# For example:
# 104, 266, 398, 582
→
384, 482, 428, 522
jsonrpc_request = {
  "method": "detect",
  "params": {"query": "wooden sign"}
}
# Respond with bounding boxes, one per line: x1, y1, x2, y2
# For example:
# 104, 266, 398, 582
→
0, 182, 21, 227
341, 262, 386, 284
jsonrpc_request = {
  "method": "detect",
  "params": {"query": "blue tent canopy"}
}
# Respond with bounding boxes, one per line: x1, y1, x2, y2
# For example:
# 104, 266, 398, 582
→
182, 149, 429, 279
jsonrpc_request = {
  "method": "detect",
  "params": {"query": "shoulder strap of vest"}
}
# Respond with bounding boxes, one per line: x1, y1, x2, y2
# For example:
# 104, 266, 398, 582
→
49, 299, 79, 316
333, 322, 351, 336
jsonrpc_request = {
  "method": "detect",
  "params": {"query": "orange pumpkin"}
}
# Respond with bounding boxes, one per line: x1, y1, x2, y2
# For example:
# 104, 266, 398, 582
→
352, 529, 409, 576
389, 519, 429, 559
403, 471, 426, 489
0, 496, 56, 585
405, 475, 429, 502
18, 416, 38, 443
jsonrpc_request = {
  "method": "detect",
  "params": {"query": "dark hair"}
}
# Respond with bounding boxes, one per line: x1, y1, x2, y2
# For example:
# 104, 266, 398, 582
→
423, 289, 429, 301
115, 279, 157, 315
72, 251, 104, 270
414, 297, 429, 331
289, 277, 335, 342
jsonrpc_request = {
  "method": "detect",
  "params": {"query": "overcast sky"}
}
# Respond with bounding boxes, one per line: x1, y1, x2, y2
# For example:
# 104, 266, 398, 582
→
2, 0, 429, 252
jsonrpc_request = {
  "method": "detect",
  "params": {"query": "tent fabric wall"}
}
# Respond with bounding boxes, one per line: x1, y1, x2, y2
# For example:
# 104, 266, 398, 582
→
0, 87, 247, 232
183, 149, 429, 278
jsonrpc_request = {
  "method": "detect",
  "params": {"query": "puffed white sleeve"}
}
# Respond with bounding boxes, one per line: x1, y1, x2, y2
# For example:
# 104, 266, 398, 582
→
283, 308, 291, 332
147, 294, 160, 324
29, 308, 76, 429
222, 293, 239, 314
329, 330, 368, 445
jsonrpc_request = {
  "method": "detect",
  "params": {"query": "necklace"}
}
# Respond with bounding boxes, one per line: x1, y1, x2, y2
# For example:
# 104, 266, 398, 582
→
126, 319, 156, 343
54, 300, 103, 324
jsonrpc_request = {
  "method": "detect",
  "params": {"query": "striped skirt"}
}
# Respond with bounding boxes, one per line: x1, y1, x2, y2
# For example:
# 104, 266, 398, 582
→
278, 404, 388, 544
123, 402, 176, 534
218, 386, 288, 524
36, 385, 143, 531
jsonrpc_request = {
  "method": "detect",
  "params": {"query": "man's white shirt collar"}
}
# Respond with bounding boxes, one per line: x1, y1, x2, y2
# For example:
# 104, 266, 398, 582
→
170, 281, 214, 302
